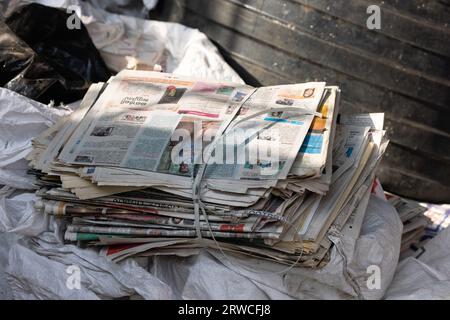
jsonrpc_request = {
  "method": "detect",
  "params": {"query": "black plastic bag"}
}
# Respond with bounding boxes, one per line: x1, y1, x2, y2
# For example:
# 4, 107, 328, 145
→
0, 3, 112, 104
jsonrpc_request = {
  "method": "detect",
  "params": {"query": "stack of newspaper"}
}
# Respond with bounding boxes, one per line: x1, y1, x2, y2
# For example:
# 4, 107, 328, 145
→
27, 70, 388, 267
386, 193, 431, 255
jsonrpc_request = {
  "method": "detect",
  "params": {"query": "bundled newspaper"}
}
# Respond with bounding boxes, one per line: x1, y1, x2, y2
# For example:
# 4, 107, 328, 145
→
386, 193, 432, 258
27, 70, 388, 268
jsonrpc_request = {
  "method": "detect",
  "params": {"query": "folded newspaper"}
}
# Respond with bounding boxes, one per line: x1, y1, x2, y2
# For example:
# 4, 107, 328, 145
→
27, 70, 388, 268
386, 193, 432, 258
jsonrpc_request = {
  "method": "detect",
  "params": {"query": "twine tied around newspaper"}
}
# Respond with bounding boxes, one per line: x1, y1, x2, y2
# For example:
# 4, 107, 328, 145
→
191, 88, 323, 274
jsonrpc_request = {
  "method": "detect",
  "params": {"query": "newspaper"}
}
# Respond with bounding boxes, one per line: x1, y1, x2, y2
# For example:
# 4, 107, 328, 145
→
58, 70, 324, 183
290, 87, 339, 179
386, 193, 432, 257
27, 70, 389, 268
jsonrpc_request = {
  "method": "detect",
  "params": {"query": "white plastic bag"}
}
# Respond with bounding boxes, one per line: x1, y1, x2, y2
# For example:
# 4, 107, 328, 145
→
0, 88, 69, 189
0, 187, 48, 237
385, 227, 450, 299
5, 233, 173, 299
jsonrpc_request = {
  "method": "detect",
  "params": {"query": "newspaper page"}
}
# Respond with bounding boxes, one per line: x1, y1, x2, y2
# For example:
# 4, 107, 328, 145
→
290, 86, 339, 178
339, 113, 384, 131
204, 82, 326, 181
58, 70, 326, 186
59, 70, 254, 177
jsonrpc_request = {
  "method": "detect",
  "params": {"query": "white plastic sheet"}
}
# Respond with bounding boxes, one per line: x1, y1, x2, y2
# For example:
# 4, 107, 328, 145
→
0, 88, 69, 190
6, 234, 172, 299
385, 227, 450, 299
0, 187, 48, 237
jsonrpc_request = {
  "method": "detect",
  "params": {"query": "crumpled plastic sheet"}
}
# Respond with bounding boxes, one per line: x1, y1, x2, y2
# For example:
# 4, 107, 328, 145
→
384, 227, 450, 299
0, 88, 70, 190
7, 233, 172, 299
0, 187, 48, 237
6, 0, 243, 83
